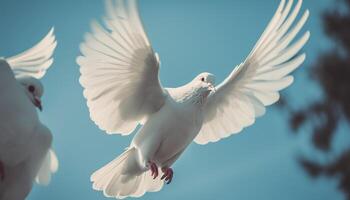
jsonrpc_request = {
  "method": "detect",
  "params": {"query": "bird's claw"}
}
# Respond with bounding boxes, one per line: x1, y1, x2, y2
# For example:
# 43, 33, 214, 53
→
148, 161, 158, 179
161, 167, 173, 184
0, 161, 4, 181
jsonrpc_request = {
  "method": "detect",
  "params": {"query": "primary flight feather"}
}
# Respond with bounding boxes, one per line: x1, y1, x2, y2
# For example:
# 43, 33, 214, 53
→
0, 28, 58, 200
77, 0, 309, 198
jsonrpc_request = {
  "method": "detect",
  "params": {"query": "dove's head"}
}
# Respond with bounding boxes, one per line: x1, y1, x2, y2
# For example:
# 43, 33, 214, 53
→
188, 72, 216, 101
18, 77, 44, 111
193, 72, 215, 90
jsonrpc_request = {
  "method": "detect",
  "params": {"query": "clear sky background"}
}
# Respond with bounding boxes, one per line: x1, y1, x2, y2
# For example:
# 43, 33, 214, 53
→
0, 0, 346, 200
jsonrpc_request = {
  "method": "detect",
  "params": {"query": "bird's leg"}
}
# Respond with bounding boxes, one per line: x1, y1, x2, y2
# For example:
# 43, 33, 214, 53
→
161, 166, 173, 184
0, 160, 4, 181
148, 161, 159, 179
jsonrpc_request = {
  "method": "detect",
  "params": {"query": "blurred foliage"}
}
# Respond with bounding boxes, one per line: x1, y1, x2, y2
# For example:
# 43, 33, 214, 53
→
280, 0, 350, 199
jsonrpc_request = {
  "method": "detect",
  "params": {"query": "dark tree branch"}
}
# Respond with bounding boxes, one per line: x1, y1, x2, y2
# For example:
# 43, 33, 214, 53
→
279, 0, 350, 199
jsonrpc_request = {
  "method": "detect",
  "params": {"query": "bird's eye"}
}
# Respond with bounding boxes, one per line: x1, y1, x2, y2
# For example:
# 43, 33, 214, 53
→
28, 85, 35, 93
201, 77, 205, 82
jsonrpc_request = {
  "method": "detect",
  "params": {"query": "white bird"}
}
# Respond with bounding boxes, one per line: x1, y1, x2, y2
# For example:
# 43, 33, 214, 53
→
0, 28, 58, 200
77, 0, 310, 198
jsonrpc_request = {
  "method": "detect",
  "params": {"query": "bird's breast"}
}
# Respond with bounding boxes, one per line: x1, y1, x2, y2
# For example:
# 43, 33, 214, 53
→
138, 100, 202, 147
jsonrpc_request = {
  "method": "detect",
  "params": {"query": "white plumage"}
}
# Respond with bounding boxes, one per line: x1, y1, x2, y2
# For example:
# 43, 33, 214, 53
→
0, 28, 58, 200
78, 0, 309, 198
196, 0, 310, 144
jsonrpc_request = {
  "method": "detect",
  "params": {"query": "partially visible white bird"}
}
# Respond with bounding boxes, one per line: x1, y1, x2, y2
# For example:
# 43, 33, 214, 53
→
0, 28, 58, 200
77, 0, 310, 198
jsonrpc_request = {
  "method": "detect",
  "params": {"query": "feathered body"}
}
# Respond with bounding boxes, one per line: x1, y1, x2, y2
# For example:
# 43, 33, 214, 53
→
0, 60, 45, 168
0, 29, 58, 200
90, 84, 209, 198
132, 87, 205, 168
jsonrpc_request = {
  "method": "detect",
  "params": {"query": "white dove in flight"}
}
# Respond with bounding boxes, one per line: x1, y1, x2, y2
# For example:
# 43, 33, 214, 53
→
77, 0, 310, 198
0, 28, 58, 200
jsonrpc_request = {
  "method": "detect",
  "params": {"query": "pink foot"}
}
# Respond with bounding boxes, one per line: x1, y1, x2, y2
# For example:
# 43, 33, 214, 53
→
161, 167, 173, 184
0, 161, 4, 181
148, 161, 159, 179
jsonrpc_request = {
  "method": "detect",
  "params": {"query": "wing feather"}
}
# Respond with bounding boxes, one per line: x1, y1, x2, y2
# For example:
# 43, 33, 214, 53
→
5, 28, 57, 79
195, 0, 309, 145
78, 0, 166, 135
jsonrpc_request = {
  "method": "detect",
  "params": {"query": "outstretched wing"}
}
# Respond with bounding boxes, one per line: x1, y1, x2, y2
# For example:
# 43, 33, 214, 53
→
77, 0, 166, 135
195, 0, 310, 145
6, 28, 57, 79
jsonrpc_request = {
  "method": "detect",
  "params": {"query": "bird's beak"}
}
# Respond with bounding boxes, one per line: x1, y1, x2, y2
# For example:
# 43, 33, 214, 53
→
208, 83, 216, 92
34, 96, 43, 111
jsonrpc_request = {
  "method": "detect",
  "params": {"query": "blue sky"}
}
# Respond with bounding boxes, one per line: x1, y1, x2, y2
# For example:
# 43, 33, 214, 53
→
0, 0, 346, 199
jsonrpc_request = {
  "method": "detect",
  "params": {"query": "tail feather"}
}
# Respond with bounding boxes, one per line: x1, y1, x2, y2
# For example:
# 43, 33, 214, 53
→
106, 174, 139, 198
91, 149, 130, 183
91, 147, 164, 199
91, 150, 129, 190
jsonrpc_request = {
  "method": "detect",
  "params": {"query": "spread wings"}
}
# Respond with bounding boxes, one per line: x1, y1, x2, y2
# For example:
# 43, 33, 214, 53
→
6, 28, 57, 79
77, 0, 166, 135
195, 0, 310, 145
